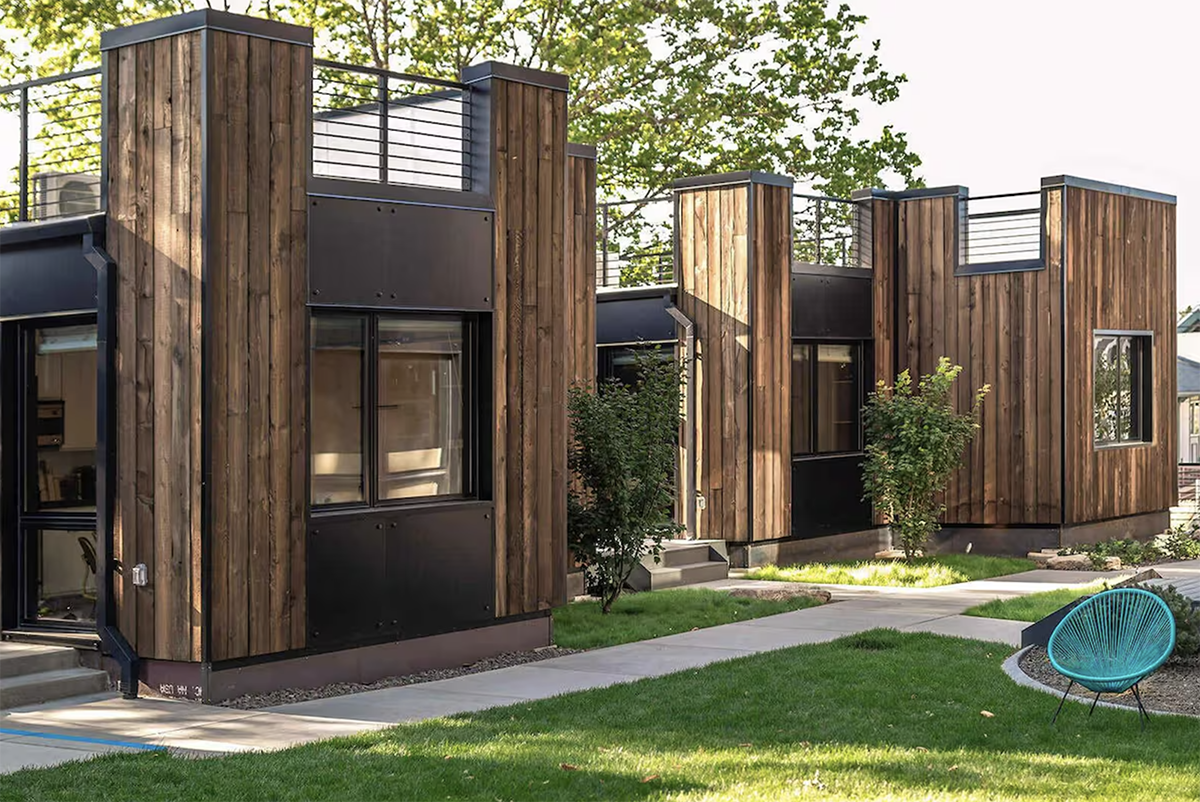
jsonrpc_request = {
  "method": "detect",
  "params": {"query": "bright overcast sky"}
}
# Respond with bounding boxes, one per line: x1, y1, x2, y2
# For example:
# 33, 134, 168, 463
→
852, 0, 1197, 309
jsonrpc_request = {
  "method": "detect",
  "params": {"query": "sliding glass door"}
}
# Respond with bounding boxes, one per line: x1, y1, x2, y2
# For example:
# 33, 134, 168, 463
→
15, 318, 99, 628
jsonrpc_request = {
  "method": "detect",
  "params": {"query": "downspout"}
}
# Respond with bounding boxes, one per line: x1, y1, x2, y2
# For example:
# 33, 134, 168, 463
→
84, 233, 140, 700
664, 299, 697, 539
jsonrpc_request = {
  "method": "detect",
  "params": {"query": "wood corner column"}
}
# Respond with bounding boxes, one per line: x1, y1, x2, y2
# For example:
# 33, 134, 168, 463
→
102, 10, 312, 665
673, 171, 793, 545
463, 61, 570, 617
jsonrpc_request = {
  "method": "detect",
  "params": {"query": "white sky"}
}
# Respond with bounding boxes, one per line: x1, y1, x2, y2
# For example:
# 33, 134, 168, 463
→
852, 0, 1197, 310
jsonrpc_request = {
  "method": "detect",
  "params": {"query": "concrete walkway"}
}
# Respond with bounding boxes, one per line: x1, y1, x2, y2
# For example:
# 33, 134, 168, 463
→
3, 559, 1196, 772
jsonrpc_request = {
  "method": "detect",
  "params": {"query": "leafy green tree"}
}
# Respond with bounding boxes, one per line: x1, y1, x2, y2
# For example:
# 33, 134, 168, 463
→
862, 358, 989, 559
568, 348, 684, 613
2, 0, 922, 199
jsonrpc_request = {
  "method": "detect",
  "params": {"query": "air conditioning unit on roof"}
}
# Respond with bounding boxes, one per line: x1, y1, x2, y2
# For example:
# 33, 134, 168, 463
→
33, 171, 101, 221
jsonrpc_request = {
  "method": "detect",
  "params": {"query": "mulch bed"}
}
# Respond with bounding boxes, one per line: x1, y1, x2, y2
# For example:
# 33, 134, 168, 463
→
216, 646, 580, 710
1019, 646, 1200, 718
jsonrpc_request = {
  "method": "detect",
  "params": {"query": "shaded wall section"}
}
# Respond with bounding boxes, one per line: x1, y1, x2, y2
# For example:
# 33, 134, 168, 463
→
566, 145, 597, 389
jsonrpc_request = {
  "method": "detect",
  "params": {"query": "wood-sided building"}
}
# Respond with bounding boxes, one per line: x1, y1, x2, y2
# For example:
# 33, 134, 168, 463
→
595, 174, 1176, 565
0, 10, 592, 701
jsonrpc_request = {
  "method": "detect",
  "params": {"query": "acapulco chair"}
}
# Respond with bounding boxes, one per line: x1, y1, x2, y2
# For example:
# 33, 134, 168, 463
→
1046, 587, 1175, 729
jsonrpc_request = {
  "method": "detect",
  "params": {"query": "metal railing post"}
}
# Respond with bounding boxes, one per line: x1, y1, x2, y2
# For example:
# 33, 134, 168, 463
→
814, 198, 822, 266
378, 73, 389, 185
18, 86, 29, 222
601, 203, 610, 287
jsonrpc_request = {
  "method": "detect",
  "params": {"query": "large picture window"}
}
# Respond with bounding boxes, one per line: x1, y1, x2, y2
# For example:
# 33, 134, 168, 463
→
792, 342, 861, 456
1093, 332, 1152, 446
311, 313, 467, 507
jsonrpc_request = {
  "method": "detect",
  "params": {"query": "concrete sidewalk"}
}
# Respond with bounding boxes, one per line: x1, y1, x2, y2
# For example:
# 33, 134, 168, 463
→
3, 559, 1196, 772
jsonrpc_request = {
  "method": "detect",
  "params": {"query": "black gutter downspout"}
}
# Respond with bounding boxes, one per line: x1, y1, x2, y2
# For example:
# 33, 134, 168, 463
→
664, 299, 696, 539
84, 234, 140, 700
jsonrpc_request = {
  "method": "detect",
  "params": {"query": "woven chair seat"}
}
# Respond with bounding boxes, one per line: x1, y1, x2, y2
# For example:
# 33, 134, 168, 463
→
1048, 588, 1175, 694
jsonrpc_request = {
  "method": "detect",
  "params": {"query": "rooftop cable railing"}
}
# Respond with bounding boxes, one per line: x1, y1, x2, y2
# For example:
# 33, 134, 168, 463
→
312, 59, 471, 192
0, 68, 104, 225
960, 190, 1042, 270
597, 195, 675, 290
793, 193, 871, 269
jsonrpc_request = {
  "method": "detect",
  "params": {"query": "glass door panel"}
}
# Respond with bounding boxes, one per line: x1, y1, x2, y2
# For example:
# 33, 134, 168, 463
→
30, 324, 98, 512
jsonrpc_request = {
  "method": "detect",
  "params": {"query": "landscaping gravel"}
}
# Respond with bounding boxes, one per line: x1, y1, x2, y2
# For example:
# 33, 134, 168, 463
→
218, 646, 580, 710
1019, 645, 1200, 718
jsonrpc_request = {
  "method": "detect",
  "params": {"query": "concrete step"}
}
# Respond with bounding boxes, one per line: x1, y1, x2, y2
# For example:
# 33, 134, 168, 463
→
0, 642, 79, 678
0, 666, 109, 710
629, 560, 729, 592
659, 543, 716, 568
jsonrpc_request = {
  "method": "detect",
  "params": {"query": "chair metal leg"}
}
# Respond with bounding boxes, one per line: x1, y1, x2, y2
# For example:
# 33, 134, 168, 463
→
1131, 684, 1150, 731
1052, 679, 1074, 725
1088, 691, 1101, 717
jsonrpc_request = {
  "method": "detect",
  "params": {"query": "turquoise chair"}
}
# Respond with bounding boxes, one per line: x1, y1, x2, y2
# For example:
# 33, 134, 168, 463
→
1047, 588, 1175, 728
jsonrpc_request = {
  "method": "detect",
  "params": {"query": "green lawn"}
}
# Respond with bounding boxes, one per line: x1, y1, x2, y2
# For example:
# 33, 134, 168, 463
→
5, 630, 1198, 802
551, 588, 821, 650
746, 554, 1035, 588
962, 581, 1110, 622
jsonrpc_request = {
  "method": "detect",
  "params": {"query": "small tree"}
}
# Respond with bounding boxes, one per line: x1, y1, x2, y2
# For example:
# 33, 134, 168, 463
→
862, 358, 989, 559
568, 348, 684, 613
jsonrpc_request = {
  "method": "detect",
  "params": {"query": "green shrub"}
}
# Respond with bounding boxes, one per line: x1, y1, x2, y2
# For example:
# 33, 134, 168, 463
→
568, 348, 684, 613
861, 358, 989, 559
1134, 583, 1200, 660
1158, 525, 1200, 561
1058, 537, 1161, 569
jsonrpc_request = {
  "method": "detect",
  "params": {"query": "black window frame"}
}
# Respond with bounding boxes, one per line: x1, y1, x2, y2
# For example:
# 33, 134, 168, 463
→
310, 309, 477, 512
791, 339, 865, 459
1092, 330, 1153, 448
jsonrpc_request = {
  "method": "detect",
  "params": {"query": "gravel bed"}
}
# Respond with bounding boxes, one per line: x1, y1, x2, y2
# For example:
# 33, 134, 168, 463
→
218, 646, 580, 710
1019, 646, 1200, 717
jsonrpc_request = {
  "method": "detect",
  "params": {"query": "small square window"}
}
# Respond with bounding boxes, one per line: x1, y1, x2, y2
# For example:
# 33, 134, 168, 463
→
1093, 333, 1152, 446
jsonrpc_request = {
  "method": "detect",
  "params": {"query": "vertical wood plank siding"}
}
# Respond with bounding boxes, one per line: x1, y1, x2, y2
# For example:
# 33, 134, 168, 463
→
208, 32, 310, 660
489, 79, 568, 617
106, 30, 309, 662
676, 181, 790, 543
106, 34, 204, 661
883, 192, 1064, 525
1063, 187, 1177, 523
565, 153, 597, 389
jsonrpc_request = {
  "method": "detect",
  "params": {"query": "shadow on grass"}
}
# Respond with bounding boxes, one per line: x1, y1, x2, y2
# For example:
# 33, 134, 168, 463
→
5, 630, 1199, 802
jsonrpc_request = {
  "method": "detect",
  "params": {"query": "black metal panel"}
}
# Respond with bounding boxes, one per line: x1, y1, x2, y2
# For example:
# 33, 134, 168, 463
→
791, 455, 872, 539
309, 197, 493, 311
386, 503, 494, 638
596, 294, 676, 345
307, 500, 494, 648
791, 273, 871, 339
1, 233, 98, 319
307, 512, 388, 646
0, 323, 17, 630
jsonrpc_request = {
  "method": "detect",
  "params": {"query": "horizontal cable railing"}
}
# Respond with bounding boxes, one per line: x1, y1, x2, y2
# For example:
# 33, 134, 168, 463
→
312, 59, 471, 192
0, 68, 104, 225
793, 194, 871, 269
962, 191, 1042, 266
597, 195, 675, 289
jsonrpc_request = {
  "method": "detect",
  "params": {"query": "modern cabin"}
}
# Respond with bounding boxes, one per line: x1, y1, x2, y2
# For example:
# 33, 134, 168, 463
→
0, 10, 592, 702
596, 174, 1178, 566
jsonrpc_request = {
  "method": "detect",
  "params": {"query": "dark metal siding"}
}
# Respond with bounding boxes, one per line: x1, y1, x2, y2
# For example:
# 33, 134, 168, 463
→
791, 455, 871, 538
791, 272, 871, 339
0, 233, 99, 319
309, 197, 493, 311
596, 294, 676, 345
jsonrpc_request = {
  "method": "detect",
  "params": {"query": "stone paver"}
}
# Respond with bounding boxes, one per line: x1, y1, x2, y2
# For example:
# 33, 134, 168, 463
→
4, 559, 1194, 772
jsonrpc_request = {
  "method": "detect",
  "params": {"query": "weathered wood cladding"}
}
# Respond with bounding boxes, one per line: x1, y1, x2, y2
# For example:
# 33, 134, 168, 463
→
1063, 186, 1176, 524
207, 32, 310, 660
488, 77, 569, 617
565, 152, 597, 389
885, 191, 1064, 525
751, 185, 792, 542
105, 27, 309, 663
106, 33, 204, 661
676, 180, 791, 543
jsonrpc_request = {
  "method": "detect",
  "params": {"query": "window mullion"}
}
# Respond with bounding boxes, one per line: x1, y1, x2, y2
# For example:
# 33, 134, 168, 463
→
367, 313, 378, 507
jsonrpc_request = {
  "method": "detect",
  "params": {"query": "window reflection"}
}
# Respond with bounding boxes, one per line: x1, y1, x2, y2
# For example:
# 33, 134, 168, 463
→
311, 317, 365, 504
32, 325, 98, 512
